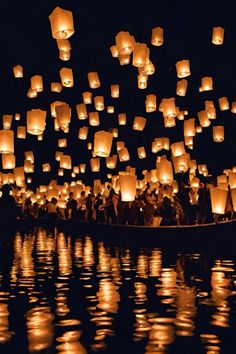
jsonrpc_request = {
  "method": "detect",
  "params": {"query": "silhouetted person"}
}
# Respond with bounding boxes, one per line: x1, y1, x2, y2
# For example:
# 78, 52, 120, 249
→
0, 184, 18, 239
66, 192, 77, 220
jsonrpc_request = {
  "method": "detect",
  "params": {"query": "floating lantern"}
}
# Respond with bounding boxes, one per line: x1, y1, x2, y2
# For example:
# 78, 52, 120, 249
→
133, 116, 147, 131
229, 173, 236, 189
0, 130, 14, 154
42, 163, 51, 172
156, 156, 173, 184
107, 106, 114, 114
14, 113, 20, 121
73, 166, 80, 174
176, 79, 188, 96
56, 38, 71, 51
58, 138, 67, 148
50, 101, 65, 117
206, 106, 216, 119
13, 65, 23, 78
198, 110, 211, 127
191, 177, 200, 189
116, 141, 125, 151
14, 167, 25, 186
118, 54, 130, 66
184, 136, 194, 149
151, 26, 164, 46
119, 173, 137, 201
60, 155, 72, 169
115, 31, 134, 55
164, 116, 176, 128
51, 82, 62, 93
88, 72, 100, 88
175, 60, 190, 78
2, 154, 15, 169
87, 142, 92, 150
59, 49, 71, 62
210, 187, 227, 214
212, 27, 224, 45
49, 7, 74, 39
78, 126, 89, 140
27, 177, 32, 184
201, 76, 213, 91
141, 61, 155, 76
90, 158, 100, 172
17, 126, 26, 139
25, 151, 34, 163
80, 164, 86, 173
55, 151, 63, 161
2, 115, 13, 130
83, 92, 92, 104
110, 45, 119, 57
110, 84, 119, 98
31, 75, 43, 92
184, 118, 196, 136
145, 94, 157, 112
171, 141, 186, 157
59, 68, 74, 87
137, 74, 148, 89
213, 126, 224, 142
55, 104, 71, 129
137, 146, 146, 159
196, 126, 203, 133
27, 109, 46, 135
132, 43, 149, 67
173, 153, 190, 173
76, 103, 87, 120
118, 147, 130, 162
218, 97, 229, 111
106, 155, 117, 169
24, 160, 34, 173
162, 98, 177, 118
94, 96, 105, 111
93, 131, 113, 157
89, 111, 100, 126
27, 87, 37, 98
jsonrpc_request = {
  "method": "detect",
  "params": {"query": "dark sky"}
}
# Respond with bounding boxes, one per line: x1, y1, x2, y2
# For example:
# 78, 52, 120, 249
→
0, 0, 236, 188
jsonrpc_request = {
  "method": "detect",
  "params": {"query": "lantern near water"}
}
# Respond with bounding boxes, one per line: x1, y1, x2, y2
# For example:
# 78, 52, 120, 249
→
213, 126, 224, 142
93, 131, 113, 157
13, 65, 23, 78
49, 7, 74, 39
0, 130, 14, 154
27, 109, 46, 135
90, 158, 100, 172
88, 72, 100, 89
175, 60, 190, 78
2, 154, 15, 169
212, 27, 224, 45
151, 27, 164, 46
133, 116, 147, 131
176, 79, 188, 96
119, 173, 137, 201
210, 187, 228, 214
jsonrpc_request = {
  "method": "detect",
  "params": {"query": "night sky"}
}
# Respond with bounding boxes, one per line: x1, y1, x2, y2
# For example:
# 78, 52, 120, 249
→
0, 0, 236, 189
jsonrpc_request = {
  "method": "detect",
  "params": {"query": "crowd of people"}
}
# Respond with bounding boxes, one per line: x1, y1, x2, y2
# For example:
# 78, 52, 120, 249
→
2, 180, 234, 227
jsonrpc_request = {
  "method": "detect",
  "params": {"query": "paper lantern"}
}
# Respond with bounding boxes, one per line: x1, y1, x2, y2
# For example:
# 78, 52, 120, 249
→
137, 146, 146, 159
78, 126, 89, 140
90, 158, 100, 172
42, 163, 51, 172
116, 141, 125, 151
73, 166, 80, 174
50, 101, 65, 117
176, 79, 188, 96
49, 7, 74, 39
17, 126, 26, 139
196, 126, 203, 133
156, 156, 173, 184
107, 106, 114, 114
56, 38, 71, 51
132, 43, 149, 67
162, 138, 170, 150
145, 94, 157, 112
27, 87, 37, 98
55, 104, 71, 129
83, 92, 92, 104
162, 98, 177, 118
210, 187, 227, 214
2, 154, 15, 169
14, 167, 25, 186
88, 72, 100, 89
110, 45, 119, 57
106, 155, 117, 169
218, 97, 229, 111
27, 177, 32, 184
58, 168, 64, 176
118, 54, 130, 66
164, 116, 176, 128
212, 27, 224, 45
27, 109, 46, 135
13, 65, 23, 78
118, 147, 130, 162
89, 112, 100, 126
213, 126, 224, 142
59, 50, 71, 61
173, 153, 190, 173
140, 61, 155, 76
60, 68, 73, 87
80, 164, 86, 173
201, 77, 213, 91
25, 151, 34, 163
55, 151, 63, 161
137, 74, 148, 89
175, 60, 190, 78
94, 96, 105, 111
110, 84, 119, 98
115, 31, 134, 55
119, 173, 137, 201
0, 130, 14, 154
76, 103, 88, 120
133, 116, 147, 131
14, 113, 20, 121
24, 160, 34, 173
93, 131, 113, 157
58, 138, 67, 148
184, 118, 196, 136
118, 113, 126, 126
31, 75, 43, 93
51, 82, 62, 93
60, 155, 72, 169
191, 177, 200, 189
206, 106, 216, 119
2, 115, 13, 129
171, 141, 186, 157
198, 110, 211, 127
228, 173, 236, 189
151, 27, 164, 46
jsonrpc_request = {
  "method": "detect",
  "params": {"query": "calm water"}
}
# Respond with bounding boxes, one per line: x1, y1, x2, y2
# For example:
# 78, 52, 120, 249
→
0, 228, 236, 354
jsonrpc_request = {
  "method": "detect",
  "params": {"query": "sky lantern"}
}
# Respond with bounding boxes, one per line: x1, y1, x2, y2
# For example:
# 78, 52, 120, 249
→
118, 54, 130, 66
137, 74, 148, 89
80, 164, 86, 173
164, 116, 176, 128
55, 103, 71, 129
107, 106, 114, 114
27, 87, 37, 98
25, 151, 34, 163
176, 79, 188, 96
137, 146, 146, 159
119, 172, 137, 201
110, 45, 119, 57
118, 113, 127, 125
173, 153, 190, 173
145, 94, 157, 112
50, 101, 65, 117
200, 76, 213, 91
228, 173, 236, 189
2, 154, 15, 170
206, 106, 216, 119
118, 147, 130, 162
132, 43, 149, 67
76, 103, 88, 120
0, 130, 14, 154
14, 167, 25, 187
78, 126, 89, 140
83, 92, 92, 104
31, 75, 43, 92
88, 72, 100, 88
198, 110, 211, 127
175, 60, 191, 78
2, 115, 13, 130
90, 158, 100, 172
171, 142, 186, 157
17, 126, 26, 139
49, 7, 74, 39
93, 131, 113, 157
115, 31, 134, 55
60, 155, 72, 169
212, 26, 224, 45
24, 160, 34, 173
94, 96, 105, 111
13, 65, 23, 78
116, 141, 125, 151
231, 188, 236, 212
58, 138, 67, 148
59, 68, 74, 87
141, 61, 155, 76
87, 142, 92, 150
162, 98, 177, 118
106, 155, 117, 169
151, 26, 164, 46
42, 163, 51, 172
89, 112, 100, 126
55, 151, 63, 161
59, 49, 71, 61
218, 97, 229, 111
56, 38, 71, 51
210, 187, 227, 214
213, 126, 224, 142
14, 113, 20, 121
156, 155, 173, 185
133, 116, 147, 131
110, 84, 120, 98
51, 82, 62, 93
184, 118, 196, 137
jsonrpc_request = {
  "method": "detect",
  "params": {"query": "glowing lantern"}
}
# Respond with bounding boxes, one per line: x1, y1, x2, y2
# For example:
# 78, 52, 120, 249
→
206, 106, 216, 119
184, 136, 194, 149
132, 43, 149, 67
107, 106, 114, 114
151, 27, 164, 46
118, 54, 130, 66
14, 167, 25, 186
110, 84, 119, 98
115, 31, 134, 55
76, 103, 87, 120
93, 131, 113, 157
116, 141, 125, 151
94, 96, 105, 111
118, 113, 126, 125
60, 155, 72, 169
2, 115, 13, 129
51, 82, 62, 93
2, 154, 15, 169
175, 60, 190, 78
119, 173, 137, 201
17, 126, 26, 139
27, 177, 32, 184
90, 158, 100, 172
89, 112, 100, 126
145, 94, 157, 112
198, 164, 208, 176
78, 126, 89, 140
156, 156, 173, 184
171, 141, 186, 157
212, 27, 224, 45
229, 173, 236, 189
60, 68, 73, 87
50, 101, 65, 117
87, 142, 92, 150
213, 126, 224, 142
24, 160, 34, 173
110, 45, 119, 57
133, 116, 147, 131
191, 177, 200, 189
162, 138, 170, 150
140, 61, 155, 76
218, 97, 229, 111
88, 72, 100, 88
55, 151, 63, 161
80, 164, 86, 173
184, 118, 196, 136
25, 151, 34, 163
118, 147, 130, 162
59, 50, 71, 61
42, 163, 51, 172
137, 74, 148, 89
198, 110, 211, 127
83, 92, 92, 104
56, 38, 71, 51
164, 116, 176, 128
106, 155, 117, 169
137, 147, 146, 159
27, 109, 46, 135
201, 77, 213, 91
55, 104, 71, 129
176, 79, 188, 96
27, 87, 37, 98
0, 130, 14, 154
49, 7, 74, 39
173, 153, 190, 173
73, 166, 80, 174
15, 113, 20, 121
162, 98, 177, 118
210, 187, 227, 214
196, 126, 203, 133
13, 65, 23, 78
58, 138, 67, 148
